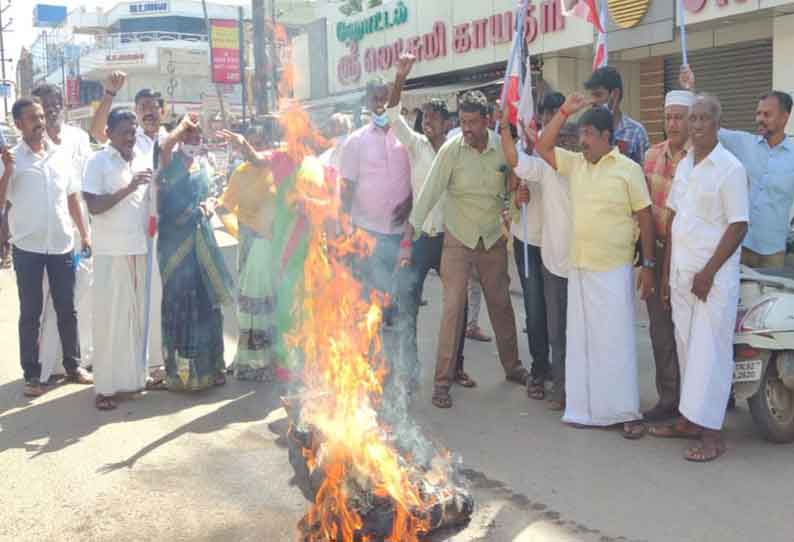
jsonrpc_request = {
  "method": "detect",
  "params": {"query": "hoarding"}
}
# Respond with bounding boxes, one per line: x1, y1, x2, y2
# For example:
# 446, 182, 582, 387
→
209, 19, 241, 85
33, 4, 67, 28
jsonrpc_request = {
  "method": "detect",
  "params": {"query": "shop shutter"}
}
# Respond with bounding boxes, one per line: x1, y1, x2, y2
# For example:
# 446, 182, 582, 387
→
665, 40, 773, 133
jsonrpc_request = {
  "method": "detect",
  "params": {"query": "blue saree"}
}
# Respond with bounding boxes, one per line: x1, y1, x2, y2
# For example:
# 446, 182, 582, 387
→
157, 153, 234, 391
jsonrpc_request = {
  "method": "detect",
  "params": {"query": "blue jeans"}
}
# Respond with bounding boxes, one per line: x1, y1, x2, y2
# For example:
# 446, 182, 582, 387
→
513, 239, 550, 380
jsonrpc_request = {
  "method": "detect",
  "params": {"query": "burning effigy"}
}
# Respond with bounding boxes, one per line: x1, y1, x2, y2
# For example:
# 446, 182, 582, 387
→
272, 106, 474, 541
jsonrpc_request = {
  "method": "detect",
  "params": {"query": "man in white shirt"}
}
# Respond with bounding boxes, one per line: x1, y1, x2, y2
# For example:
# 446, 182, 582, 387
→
83, 108, 154, 411
0, 98, 93, 397
90, 72, 166, 370
651, 94, 749, 462
32, 84, 96, 382
501, 113, 577, 411
388, 54, 475, 391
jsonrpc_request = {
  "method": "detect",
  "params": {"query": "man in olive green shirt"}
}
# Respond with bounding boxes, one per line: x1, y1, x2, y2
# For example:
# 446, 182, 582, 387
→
402, 91, 529, 409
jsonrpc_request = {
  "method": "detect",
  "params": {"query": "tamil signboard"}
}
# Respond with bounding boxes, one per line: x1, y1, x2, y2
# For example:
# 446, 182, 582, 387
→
327, 0, 593, 94
209, 19, 241, 85
105, 52, 147, 68
159, 48, 209, 76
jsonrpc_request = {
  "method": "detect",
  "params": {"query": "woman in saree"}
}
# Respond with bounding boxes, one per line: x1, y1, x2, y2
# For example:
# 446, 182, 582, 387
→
157, 115, 234, 391
216, 136, 282, 381
217, 119, 334, 383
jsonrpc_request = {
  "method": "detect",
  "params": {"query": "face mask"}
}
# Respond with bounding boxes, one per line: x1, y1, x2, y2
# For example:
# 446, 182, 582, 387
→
372, 112, 390, 128
181, 143, 201, 158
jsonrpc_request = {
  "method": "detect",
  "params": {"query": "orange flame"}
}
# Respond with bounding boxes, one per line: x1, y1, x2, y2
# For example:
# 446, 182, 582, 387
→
281, 121, 439, 542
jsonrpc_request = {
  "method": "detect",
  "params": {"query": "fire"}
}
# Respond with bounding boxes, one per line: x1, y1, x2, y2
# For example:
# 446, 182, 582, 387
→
276, 107, 439, 541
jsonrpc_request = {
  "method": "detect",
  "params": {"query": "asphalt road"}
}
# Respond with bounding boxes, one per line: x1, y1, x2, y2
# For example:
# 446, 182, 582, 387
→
1, 242, 793, 542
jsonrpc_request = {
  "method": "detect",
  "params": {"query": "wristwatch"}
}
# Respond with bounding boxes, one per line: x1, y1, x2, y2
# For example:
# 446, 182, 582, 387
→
642, 258, 656, 270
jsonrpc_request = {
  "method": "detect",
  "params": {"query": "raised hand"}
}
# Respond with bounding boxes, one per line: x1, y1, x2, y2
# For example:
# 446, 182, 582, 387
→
679, 64, 695, 91
395, 53, 417, 80
104, 71, 127, 94
562, 92, 591, 116
216, 129, 247, 150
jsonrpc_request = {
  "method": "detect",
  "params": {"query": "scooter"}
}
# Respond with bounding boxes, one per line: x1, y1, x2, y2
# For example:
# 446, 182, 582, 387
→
733, 265, 794, 443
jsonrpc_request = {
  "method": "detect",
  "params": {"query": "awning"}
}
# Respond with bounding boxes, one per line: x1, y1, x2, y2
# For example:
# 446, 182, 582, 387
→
401, 78, 503, 113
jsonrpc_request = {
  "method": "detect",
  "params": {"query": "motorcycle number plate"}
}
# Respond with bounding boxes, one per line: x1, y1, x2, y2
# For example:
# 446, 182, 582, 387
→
733, 359, 763, 383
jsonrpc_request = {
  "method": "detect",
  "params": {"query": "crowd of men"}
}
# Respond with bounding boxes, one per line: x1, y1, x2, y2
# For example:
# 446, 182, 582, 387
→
1, 54, 793, 462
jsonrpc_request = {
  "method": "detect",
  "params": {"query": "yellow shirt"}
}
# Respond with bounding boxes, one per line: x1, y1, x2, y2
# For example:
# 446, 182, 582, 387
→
555, 147, 651, 272
410, 131, 510, 250
218, 163, 277, 239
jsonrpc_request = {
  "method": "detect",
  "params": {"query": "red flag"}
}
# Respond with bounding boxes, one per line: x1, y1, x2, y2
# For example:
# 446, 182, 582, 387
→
505, 60, 521, 125
560, 0, 605, 34
592, 30, 607, 70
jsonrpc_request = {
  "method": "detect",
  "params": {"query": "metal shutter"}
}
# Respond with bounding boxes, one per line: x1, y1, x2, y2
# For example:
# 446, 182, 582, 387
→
664, 40, 772, 133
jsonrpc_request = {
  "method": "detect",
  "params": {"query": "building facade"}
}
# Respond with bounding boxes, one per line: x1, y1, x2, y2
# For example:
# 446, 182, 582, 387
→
294, 0, 794, 137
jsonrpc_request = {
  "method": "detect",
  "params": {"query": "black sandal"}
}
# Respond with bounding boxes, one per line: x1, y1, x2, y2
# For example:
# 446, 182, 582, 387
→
527, 377, 545, 400
506, 367, 530, 386
95, 395, 117, 411
455, 371, 477, 388
432, 386, 453, 409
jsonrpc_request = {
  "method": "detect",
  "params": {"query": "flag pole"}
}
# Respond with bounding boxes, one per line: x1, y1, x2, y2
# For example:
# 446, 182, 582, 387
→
501, 0, 531, 279
141, 145, 159, 374
677, 0, 689, 66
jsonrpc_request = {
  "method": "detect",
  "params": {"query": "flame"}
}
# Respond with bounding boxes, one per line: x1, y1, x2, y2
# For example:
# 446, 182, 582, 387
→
279, 110, 441, 541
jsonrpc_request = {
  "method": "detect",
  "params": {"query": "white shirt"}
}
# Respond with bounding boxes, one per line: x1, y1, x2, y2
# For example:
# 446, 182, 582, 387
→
82, 145, 148, 256
510, 144, 544, 248
386, 104, 444, 235
132, 126, 168, 172
513, 150, 571, 278
669, 143, 749, 286
1, 140, 79, 254
46, 124, 93, 183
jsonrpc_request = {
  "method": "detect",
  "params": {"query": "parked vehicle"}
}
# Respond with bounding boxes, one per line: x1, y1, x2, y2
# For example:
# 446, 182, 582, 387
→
733, 266, 794, 443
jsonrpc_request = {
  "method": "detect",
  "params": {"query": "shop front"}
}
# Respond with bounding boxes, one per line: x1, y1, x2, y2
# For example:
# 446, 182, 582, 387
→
319, 0, 596, 123
610, 0, 794, 142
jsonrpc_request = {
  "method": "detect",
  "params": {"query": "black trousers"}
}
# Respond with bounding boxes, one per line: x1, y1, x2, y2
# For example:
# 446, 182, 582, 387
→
13, 246, 80, 381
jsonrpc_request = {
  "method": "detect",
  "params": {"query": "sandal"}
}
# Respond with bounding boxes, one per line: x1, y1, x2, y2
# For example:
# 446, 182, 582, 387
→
548, 399, 565, 412
214, 374, 227, 387
455, 371, 477, 388
66, 367, 94, 385
648, 421, 702, 440
23, 381, 46, 398
622, 421, 647, 440
527, 377, 545, 400
145, 377, 168, 391
432, 386, 453, 409
505, 367, 530, 386
685, 433, 726, 462
95, 395, 117, 411
465, 326, 492, 342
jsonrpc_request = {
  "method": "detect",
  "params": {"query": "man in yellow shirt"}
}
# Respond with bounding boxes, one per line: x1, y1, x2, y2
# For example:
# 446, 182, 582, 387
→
536, 93, 656, 438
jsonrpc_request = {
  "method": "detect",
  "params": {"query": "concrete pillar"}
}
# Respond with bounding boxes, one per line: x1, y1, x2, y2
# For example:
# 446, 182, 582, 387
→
773, 14, 794, 135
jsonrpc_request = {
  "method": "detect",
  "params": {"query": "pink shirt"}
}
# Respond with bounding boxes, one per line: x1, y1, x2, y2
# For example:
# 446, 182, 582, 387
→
340, 123, 412, 235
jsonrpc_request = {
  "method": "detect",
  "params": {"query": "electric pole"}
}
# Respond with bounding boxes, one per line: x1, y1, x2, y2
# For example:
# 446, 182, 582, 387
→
252, 0, 268, 117
200, 0, 228, 128
0, 0, 14, 119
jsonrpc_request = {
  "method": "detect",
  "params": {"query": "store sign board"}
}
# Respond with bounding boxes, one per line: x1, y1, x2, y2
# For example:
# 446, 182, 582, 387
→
129, 1, 169, 15
336, 1, 409, 43
210, 19, 241, 85
159, 48, 209, 76
328, 0, 593, 93
605, 0, 673, 52
105, 52, 148, 68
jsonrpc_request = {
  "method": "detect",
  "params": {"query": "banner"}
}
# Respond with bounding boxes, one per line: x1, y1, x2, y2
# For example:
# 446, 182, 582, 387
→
65, 78, 81, 107
210, 19, 241, 85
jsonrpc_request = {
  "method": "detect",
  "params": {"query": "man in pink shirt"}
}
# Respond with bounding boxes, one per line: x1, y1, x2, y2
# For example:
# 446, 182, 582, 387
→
341, 78, 412, 303
341, 77, 413, 404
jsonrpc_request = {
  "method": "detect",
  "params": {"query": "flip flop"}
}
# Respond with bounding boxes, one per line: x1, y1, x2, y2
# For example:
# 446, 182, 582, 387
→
145, 377, 168, 391
432, 386, 453, 409
649, 423, 702, 440
455, 371, 477, 388
685, 436, 726, 463
622, 422, 647, 440
95, 395, 117, 411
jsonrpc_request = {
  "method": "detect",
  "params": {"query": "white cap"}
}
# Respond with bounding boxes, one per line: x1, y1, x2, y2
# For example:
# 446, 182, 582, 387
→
665, 90, 696, 109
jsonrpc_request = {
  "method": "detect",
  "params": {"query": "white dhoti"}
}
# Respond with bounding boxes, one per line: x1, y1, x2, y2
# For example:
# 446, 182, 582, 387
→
671, 270, 738, 430
563, 264, 641, 426
92, 255, 150, 396
147, 236, 164, 369
39, 257, 94, 383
